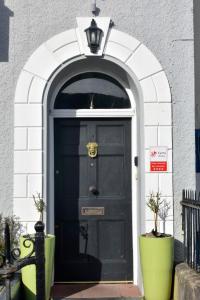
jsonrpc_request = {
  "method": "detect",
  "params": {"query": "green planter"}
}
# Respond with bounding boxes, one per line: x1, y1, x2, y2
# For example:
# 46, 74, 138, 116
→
139, 235, 174, 300
20, 234, 55, 300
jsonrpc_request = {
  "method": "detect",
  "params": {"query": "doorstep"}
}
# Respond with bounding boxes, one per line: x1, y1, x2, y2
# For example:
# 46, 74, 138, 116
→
52, 283, 143, 299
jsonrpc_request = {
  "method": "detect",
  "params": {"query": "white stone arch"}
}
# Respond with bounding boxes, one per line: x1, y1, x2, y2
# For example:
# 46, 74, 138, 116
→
14, 25, 172, 285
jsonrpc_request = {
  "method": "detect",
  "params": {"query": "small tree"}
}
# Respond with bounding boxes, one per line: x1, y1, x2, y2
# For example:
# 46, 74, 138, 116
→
33, 192, 46, 222
158, 199, 171, 234
147, 192, 163, 236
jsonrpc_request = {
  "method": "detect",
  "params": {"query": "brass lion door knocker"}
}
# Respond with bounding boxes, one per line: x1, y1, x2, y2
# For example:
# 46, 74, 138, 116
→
86, 142, 98, 158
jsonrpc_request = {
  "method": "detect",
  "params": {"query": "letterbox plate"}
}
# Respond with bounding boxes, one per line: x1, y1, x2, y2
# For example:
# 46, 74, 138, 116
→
81, 207, 105, 216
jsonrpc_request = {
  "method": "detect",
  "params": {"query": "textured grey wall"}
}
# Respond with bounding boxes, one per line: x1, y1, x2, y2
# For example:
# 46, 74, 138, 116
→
0, 0, 195, 260
194, 0, 200, 130
194, 0, 200, 193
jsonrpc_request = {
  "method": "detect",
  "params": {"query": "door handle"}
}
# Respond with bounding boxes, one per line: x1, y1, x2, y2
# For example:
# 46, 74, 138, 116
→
89, 185, 98, 195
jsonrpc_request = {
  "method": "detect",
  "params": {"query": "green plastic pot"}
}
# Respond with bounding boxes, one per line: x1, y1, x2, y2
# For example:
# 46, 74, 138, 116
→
20, 234, 55, 300
139, 235, 174, 300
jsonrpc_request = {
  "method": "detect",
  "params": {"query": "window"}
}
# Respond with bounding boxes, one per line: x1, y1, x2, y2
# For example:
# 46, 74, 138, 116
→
54, 72, 131, 109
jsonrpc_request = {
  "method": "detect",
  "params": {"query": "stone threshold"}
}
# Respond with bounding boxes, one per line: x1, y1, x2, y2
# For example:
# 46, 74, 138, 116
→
54, 298, 143, 300
52, 283, 143, 299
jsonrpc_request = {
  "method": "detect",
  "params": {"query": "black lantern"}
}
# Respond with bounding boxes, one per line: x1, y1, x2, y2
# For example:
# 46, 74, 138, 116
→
85, 19, 103, 54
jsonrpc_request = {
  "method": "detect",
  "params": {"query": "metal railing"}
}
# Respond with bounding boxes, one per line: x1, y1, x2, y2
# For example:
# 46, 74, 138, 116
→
0, 221, 45, 300
181, 190, 200, 272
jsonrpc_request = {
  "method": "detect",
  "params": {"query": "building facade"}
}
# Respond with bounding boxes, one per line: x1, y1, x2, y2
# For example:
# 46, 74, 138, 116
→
0, 0, 197, 285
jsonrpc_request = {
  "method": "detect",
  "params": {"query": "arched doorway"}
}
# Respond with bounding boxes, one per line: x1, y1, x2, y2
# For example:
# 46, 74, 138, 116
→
52, 71, 133, 282
13, 24, 172, 286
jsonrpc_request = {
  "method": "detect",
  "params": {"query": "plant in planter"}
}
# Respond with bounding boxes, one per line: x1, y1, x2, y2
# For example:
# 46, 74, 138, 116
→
0, 215, 24, 267
20, 193, 55, 300
0, 215, 24, 299
158, 198, 171, 235
139, 192, 174, 300
33, 192, 46, 223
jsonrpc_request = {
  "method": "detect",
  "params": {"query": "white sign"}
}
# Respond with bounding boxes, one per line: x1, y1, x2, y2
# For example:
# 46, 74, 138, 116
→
149, 147, 168, 172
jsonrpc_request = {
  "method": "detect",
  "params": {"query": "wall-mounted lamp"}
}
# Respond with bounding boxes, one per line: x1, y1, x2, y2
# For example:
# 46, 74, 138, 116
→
85, 19, 103, 54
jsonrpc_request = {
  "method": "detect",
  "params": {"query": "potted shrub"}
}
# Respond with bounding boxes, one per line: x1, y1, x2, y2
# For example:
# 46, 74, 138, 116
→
139, 192, 174, 300
20, 193, 55, 300
0, 215, 24, 300
0, 214, 23, 259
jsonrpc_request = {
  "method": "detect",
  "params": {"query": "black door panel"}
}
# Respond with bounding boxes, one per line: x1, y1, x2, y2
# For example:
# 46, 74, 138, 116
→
54, 118, 132, 281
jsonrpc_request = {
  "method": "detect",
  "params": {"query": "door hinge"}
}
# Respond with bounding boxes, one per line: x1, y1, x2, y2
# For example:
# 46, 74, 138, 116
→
134, 156, 138, 167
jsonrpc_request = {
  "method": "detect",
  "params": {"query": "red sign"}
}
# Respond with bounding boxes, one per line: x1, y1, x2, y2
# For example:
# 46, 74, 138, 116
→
149, 147, 168, 172
150, 161, 167, 172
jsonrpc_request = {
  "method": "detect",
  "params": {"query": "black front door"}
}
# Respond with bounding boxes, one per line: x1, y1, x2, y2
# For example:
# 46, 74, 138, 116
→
54, 118, 132, 282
